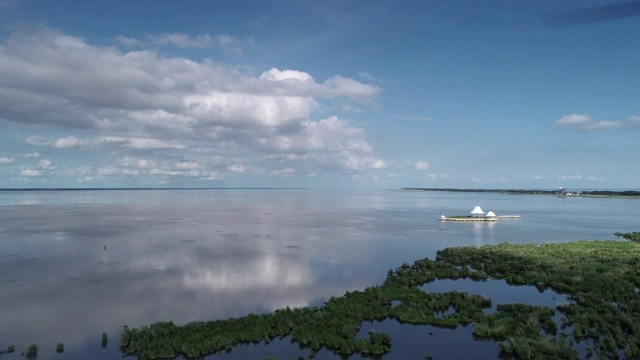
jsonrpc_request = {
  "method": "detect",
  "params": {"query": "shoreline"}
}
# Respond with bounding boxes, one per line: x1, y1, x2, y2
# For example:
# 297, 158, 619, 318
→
403, 188, 640, 198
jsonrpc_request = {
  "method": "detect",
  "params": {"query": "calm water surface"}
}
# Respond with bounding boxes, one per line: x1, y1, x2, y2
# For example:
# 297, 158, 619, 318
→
0, 189, 637, 359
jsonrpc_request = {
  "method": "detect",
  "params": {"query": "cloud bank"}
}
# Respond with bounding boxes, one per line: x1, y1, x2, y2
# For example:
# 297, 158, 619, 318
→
0, 28, 385, 185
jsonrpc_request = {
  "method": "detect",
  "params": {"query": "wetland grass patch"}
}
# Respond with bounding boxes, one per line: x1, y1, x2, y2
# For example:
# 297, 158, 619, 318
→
119, 237, 640, 359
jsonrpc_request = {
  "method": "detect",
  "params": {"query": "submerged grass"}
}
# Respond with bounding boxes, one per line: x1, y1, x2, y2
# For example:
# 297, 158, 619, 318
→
120, 238, 640, 359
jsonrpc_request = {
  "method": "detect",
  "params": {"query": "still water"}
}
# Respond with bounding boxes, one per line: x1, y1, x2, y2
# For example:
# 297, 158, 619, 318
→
0, 189, 638, 359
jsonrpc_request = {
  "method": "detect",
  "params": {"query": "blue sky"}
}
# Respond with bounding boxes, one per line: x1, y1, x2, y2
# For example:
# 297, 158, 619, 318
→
0, 0, 638, 189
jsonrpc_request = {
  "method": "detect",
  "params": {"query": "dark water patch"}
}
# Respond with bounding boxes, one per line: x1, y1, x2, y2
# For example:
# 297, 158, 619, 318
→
178, 239, 196, 243
219, 233, 240, 237
421, 278, 568, 315
353, 320, 498, 359
285, 245, 301, 250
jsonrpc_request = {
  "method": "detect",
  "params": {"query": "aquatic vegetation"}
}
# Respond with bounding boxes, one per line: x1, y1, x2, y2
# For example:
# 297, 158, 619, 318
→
56, 342, 64, 353
7, 345, 15, 353
26, 344, 38, 356
120, 240, 640, 359
102, 332, 108, 346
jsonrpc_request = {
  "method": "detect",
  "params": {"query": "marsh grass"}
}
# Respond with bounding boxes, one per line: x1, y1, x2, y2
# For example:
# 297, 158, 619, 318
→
25, 344, 37, 359
119, 239, 640, 359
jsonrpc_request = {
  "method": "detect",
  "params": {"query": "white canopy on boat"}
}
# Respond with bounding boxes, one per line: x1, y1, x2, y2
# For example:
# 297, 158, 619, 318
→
485, 211, 497, 217
470, 206, 485, 215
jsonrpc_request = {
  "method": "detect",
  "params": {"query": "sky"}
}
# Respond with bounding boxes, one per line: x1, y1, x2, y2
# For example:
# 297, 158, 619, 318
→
0, 0, 638, 189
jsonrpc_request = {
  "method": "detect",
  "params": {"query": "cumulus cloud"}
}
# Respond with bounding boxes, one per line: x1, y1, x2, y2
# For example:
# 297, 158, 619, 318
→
99, 137, 186, 150
272, 168, 295, 177
114, 35, 140, 47
559, 175, 582, 180
415, 161, 429, 170
38, 159, 55, 169
629, 115, 640, 124
556, 114, 625, 130
119, 157, 157, 169
55, 136, 84, 148
20, 168, 42, 176
22, 152, 40, 158
227, 164, 246, 173
0, 156, 15, 164
115, 32, 246, 55
0, 28, 385, 183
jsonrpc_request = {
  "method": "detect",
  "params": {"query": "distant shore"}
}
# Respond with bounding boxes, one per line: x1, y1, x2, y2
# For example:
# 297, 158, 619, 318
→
403, 188, 640, 198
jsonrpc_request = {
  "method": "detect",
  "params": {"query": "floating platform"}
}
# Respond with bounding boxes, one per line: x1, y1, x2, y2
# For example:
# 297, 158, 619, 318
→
439, 216, 497, 222
438, 215, 521, 222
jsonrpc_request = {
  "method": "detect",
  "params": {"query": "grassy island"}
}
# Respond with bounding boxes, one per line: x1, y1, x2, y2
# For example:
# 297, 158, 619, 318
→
120, 235, 640, 359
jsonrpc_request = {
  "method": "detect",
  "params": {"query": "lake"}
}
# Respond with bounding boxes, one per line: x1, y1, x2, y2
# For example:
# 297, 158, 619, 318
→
0, 189, 638, 359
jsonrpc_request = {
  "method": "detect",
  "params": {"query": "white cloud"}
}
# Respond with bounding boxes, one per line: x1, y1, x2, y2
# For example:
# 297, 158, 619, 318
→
99, 137, 186, 150
585, 120, 624, 130
415, 161, 429, 170
358, 72, 381, 83
557, 114, 592, 126
98, 166, 140, 176
260, 68, 314, 82
227, 164, 246, 173
115, 32, 246, 55
151, 33, 244, 55
119, 157, 157, 168
533, 174, 545, 180
0, 156, 15, 164
272, 168, 295, 176
152, 33, 213, 48
559, 175, 582, 180
26, 136, 52, 147
588, 176, 605, 181
38, 159, 54, 169
0, 28, 386, 183
55, 136, 83, 148
114, 35, 140, 47
629, 115, 640, 124
20, 168, 42, 176
22, 152, 40, 158
556, 114, 624, 130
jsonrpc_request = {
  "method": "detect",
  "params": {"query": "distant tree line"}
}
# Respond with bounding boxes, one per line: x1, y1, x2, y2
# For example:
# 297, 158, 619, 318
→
581, 190, 640, 197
